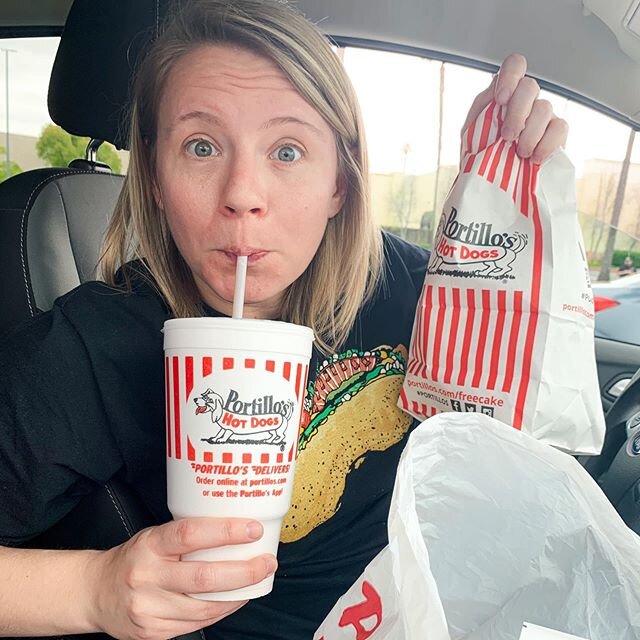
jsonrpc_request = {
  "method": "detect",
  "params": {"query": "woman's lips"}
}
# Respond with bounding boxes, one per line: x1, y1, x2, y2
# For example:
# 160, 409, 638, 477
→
220, 249, 269, 264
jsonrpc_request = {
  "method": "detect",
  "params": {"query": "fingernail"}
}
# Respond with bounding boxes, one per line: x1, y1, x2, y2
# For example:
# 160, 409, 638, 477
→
496, 87, 510, 104
246, 521, 263, 539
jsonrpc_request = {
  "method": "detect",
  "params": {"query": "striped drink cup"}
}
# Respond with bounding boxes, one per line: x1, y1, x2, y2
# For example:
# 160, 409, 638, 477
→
163, 317, 313, 600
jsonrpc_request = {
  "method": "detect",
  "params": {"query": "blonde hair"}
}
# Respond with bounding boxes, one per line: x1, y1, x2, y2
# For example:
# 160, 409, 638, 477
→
101, 0, 383, 354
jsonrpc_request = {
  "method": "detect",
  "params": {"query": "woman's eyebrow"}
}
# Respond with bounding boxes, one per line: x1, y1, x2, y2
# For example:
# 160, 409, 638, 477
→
172, 110, 223, 129
260, 116, 324, 138
167, 112, 324, 138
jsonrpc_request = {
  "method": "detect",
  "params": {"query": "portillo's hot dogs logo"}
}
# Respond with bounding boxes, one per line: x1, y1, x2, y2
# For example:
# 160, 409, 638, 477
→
194, 387, 294, 449
428, 206, 528, 279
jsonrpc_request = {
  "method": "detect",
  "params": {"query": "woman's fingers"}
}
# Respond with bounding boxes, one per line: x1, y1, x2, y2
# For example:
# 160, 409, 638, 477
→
515, 99, 555, 157
530, 117, 570, 164
170, 597, 248, 624
127, 586, 248, 624
493, 53, 528, 105
461, 53, 568, 163
114, 598, 247, 640
148, 517, 264, 558
157, 555, 278, 594
89, 518, 272, 639
508, 95, 569, 163
501, 76, 540, 141
461, 54, 529, 135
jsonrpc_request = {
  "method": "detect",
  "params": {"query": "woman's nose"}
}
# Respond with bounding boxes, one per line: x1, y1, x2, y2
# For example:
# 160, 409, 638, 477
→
219, 156, 267, 217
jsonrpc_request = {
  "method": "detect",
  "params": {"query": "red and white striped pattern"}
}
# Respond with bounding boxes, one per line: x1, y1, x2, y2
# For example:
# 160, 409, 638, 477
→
406, 285, 534, 425
407, 286, 527, 389
403, 101, 544, 430
462, 102, 540, 219
398, 389, 438, 423
165, 355, 308, 462
183, 448, 289, 466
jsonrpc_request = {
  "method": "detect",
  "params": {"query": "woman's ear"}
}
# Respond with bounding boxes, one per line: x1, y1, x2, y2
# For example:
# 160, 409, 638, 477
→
329, 173, 347, 219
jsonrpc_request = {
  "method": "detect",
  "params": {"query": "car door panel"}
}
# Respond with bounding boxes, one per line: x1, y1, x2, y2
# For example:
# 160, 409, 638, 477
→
595, 336, 640, 412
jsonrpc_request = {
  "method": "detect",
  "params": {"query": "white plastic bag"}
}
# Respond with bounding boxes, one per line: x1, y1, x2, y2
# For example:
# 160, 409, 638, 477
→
519, 623, 588, 640
313, 545, 448, 640
315, 413, 640, 640
399, 101, 604, 455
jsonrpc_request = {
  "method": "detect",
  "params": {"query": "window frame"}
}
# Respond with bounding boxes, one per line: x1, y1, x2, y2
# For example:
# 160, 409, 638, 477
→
333, 35, 640, 133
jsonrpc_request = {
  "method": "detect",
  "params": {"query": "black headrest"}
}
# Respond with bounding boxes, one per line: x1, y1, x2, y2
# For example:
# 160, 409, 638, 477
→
48, 0, 173, 150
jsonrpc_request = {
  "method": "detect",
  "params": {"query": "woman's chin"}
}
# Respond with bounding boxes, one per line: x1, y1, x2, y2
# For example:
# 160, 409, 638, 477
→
200, 279, 286, 318
242, 287, 285, 318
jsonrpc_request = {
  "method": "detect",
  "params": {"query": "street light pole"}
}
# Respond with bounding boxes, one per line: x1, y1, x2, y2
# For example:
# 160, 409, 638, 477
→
1, 48, 16, 180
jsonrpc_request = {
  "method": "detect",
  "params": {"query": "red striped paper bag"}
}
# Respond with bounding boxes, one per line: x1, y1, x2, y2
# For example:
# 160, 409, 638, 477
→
399, 101, 605, 455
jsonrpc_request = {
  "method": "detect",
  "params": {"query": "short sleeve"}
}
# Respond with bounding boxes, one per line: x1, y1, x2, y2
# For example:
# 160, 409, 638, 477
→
0, 308, 124, 545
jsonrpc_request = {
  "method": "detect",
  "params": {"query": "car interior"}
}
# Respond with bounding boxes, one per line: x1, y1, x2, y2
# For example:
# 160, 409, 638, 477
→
1, 0, 640, 637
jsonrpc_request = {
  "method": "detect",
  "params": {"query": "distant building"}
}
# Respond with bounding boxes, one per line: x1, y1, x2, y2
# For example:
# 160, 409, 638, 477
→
576, 158, 640, 240
0, 132, 41, 172
370, 165, 457, 246
371, 159, 640, 258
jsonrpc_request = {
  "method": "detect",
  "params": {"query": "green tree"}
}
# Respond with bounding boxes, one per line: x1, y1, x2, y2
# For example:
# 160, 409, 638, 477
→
36, 124, 122, 173
0, 146, 22, 182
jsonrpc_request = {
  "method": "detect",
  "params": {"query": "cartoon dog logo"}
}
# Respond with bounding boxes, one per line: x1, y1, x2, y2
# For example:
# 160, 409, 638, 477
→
194, 389, 226, 442
194, 388, 294, 448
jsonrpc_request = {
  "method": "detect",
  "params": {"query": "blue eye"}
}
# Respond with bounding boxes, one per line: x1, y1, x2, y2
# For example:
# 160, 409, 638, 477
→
273, 144, 302, 163
186, 139, 217, 158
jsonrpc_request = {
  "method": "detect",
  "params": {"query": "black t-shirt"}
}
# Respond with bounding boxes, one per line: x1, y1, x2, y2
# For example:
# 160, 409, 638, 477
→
0, 232, 428, 638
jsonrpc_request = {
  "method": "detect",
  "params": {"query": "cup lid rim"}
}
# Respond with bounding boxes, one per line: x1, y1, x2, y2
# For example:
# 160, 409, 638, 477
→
163, 317, 314, 338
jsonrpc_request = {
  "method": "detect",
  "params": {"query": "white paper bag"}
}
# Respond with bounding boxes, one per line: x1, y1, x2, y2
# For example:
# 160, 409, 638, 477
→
315, 413, 640, 640
399, 101, 605, 455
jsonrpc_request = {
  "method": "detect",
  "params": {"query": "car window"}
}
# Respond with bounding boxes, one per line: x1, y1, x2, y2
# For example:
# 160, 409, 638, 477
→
0, 36, 127, 182
0, 37, 59, 181
3, 38, 639, 346
340, 45, 640, 346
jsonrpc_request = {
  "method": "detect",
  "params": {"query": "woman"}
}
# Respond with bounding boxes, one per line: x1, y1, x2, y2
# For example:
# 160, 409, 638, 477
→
0, 0, 567, 638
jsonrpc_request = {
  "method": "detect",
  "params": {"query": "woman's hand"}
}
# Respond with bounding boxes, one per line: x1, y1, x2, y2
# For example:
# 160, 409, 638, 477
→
87, 517, 277, 640
462, 53, 569, 163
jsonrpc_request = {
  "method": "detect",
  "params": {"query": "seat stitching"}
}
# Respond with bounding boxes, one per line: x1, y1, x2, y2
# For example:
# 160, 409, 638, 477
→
105, 482, 134, 538
19, 170, 95, 318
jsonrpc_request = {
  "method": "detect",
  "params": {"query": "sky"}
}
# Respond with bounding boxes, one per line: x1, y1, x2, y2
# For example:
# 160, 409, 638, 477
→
342, 46, 640, 178
0, 38, 58, 139
1, 36, 639, 178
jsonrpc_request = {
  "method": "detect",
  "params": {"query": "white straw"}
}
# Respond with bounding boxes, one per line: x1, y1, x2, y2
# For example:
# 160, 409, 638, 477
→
232, 255, 248, 319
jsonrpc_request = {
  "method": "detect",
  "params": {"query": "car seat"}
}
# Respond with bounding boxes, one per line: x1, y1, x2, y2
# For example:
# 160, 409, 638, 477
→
0, 165, 123, 336
0, 2, 204, 639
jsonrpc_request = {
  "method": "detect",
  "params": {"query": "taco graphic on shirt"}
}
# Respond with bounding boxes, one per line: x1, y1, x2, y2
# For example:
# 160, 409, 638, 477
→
281, 344, 413, 543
